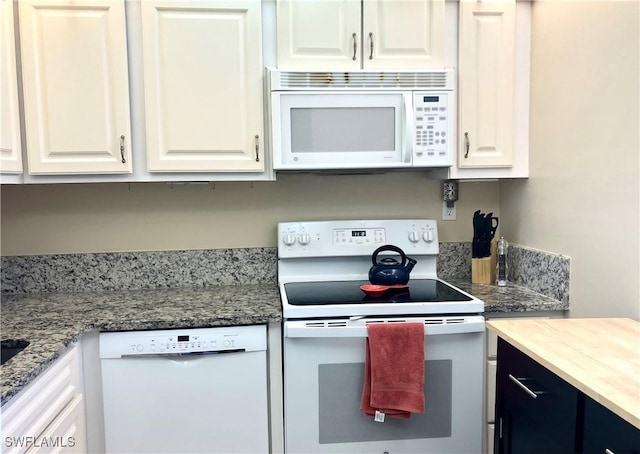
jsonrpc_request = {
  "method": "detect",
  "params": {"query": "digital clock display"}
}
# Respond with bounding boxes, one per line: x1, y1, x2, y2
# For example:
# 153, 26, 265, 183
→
423, 96, 439, 103
351, 230, 366, 237
177, 335, 189, 342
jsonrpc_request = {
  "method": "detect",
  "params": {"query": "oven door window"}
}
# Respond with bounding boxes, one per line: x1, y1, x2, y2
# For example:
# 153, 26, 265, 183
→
318, 360, 452, 443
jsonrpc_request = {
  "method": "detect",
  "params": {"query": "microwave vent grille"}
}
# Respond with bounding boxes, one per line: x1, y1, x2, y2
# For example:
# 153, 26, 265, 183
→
274, 70, 453, 90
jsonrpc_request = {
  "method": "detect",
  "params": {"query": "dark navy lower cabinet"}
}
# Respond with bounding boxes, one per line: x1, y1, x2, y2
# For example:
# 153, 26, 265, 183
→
494, 339, 579, 454
582, 395, 640, 454
494, 338, 640, 454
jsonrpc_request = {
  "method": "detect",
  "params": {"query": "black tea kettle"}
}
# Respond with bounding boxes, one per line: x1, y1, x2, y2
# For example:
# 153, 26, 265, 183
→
368, 245, 417, 286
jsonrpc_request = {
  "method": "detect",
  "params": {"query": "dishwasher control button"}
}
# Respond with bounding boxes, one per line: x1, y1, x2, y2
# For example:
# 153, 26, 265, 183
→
136, 344, 144, 352
223, 340, 231, 348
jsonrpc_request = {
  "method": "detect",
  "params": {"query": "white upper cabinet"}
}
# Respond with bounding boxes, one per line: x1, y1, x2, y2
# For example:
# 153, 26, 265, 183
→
141, 0, 264, 172
276, 0, 445, 70
18, 0, 132, 175
1, 0, 23, 174
276, 0, 361, 70
363, 0, 445, 70
457, 0, 516, 169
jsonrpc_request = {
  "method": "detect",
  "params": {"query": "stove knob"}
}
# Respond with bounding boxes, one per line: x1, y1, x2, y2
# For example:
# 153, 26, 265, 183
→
423, 229, 435, 243
408, 230, 420, 243
298, 233, 311, 245
283, 233, 297, 246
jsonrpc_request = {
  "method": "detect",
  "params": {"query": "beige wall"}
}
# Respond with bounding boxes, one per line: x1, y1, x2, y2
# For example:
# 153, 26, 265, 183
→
500, 1, 639, 319
0, 173, 499, 255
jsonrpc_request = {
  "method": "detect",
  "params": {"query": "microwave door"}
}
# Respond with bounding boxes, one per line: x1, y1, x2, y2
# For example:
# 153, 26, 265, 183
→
275, 92, 409, 170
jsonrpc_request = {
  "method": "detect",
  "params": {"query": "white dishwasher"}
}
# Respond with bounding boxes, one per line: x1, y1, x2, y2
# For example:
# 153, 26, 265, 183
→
100, 325, 269, 453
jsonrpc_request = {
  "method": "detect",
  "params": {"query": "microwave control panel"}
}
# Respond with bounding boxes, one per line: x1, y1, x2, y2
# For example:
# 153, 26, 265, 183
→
413, 92, 452, 166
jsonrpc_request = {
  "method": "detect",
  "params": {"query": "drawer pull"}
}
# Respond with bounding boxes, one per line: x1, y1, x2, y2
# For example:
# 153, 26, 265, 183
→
605, 449, 615, 454
508, 374, 540, 399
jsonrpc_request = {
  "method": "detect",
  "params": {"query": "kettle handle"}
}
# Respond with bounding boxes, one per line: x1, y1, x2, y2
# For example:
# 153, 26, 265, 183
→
371, 244, 407, 266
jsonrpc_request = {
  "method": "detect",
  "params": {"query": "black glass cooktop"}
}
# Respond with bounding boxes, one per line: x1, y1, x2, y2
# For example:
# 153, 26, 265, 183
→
284, 279, 472, 305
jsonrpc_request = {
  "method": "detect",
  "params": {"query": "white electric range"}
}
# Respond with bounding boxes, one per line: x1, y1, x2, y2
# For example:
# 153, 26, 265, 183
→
277, 219, 485, 454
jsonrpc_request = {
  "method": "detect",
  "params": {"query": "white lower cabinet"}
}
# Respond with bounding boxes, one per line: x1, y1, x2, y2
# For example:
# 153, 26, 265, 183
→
1, 346, 87, 454
25, 395, 86, 454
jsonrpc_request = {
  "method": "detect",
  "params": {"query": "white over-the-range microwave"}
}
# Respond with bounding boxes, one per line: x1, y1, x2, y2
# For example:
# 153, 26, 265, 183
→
268, 68, 455, 171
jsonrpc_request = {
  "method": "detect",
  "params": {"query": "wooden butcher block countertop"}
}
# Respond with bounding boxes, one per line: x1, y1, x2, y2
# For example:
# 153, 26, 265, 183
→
486, 318, 640, 429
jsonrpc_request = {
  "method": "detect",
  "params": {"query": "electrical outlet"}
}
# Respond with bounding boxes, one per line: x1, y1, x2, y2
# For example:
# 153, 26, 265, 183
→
442, 201, 456, 221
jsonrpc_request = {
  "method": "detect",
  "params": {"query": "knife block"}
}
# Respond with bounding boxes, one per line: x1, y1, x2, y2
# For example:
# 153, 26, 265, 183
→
472, 240, 497, 284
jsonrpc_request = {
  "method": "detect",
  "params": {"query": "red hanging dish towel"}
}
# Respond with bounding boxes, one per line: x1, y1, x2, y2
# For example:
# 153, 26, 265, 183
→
360, 322, 425, 419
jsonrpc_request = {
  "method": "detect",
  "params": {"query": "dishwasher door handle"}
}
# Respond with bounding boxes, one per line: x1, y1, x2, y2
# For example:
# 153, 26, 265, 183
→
119, 349, 246, 359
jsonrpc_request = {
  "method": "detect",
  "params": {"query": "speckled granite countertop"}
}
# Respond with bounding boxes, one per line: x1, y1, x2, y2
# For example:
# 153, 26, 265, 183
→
0, 285, 281, 406
448, 279, 569, 314
0, 280, 567, 407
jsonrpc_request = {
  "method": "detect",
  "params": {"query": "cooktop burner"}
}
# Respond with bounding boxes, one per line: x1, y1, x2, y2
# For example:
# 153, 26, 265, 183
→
284, 279, 472, 306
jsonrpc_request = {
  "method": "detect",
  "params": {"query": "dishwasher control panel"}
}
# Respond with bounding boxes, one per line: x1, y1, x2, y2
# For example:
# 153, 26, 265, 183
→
99, 325, 266, 358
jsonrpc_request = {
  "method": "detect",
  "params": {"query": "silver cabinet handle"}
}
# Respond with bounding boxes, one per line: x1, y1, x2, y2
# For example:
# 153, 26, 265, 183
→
464, 132, 470, 158
120, 135, 126, 163
508, 374, 540, 399
605, 449, 615, 454
352, 32, 357, 61
254, 134, 260, 162
368, 32, 374, 60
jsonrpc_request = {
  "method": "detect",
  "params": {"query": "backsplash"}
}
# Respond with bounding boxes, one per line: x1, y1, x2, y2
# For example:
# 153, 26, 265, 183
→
1, 243, 568, 302
0, 249, 277, 294
508, 244, 570, 303
437, 242, 472, 279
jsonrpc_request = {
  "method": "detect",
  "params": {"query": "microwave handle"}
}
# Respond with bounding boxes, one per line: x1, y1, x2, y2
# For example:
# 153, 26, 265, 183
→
403, 93, 413, 164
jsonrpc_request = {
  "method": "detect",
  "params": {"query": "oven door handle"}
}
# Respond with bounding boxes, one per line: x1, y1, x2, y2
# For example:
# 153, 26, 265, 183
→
285, 318, 485, 338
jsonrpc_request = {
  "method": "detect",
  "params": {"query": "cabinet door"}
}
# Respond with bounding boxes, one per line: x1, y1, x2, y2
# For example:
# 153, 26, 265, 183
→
142, 0, 264, 172
1, 0, 22, 174
582, 396, 640, 454
363, 0, 445, 69
18, 0, 132, 175
26, 395, 87, 453
1, 346, 84, 454
495, 339, 578, 454
458, 0, 515, 168
276, 0, 361, 70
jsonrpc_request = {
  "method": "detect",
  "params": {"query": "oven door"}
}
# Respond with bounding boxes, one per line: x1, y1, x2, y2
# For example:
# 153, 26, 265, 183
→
283, 315, 485, 453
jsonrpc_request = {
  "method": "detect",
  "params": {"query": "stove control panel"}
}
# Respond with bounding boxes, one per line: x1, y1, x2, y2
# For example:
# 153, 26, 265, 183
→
278, 219, 439, 258
333, 228, 385, 246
